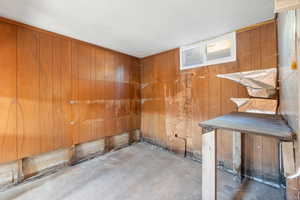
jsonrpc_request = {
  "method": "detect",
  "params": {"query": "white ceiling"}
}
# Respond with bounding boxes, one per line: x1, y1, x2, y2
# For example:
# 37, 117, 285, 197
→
0, 0, 274, 58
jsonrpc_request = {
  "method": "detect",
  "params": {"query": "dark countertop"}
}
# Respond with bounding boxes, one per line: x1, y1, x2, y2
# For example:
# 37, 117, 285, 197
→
199, 112, 295, 141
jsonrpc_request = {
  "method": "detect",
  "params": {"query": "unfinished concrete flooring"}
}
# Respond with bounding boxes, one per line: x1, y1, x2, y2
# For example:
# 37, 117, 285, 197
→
0, 143, 283, 200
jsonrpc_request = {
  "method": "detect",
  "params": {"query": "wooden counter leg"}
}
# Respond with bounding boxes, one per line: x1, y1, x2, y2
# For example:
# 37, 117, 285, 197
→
233, 131, 242, 182
202, 128, 217, 200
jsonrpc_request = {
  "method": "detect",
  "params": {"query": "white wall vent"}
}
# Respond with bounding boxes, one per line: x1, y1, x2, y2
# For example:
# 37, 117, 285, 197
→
180, 32, 236, 70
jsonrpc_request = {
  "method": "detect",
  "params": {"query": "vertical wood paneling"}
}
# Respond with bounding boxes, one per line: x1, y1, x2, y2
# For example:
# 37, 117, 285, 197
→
104, 50, 116, 136
72, 41, 96, 144
238, 27, 265, 179
71, 41, 79, 144
0, 15, 280, 185
141, 20, 279, 182
260, 22, 278, 69
260, 22, 279, 182
94, 47, 106, 139
71, 43, 139, 144
250, 28, 263, 178
17, 27, 40, 159
39, 33, 54, 153
53, 37, 73, 149
17, 27, 74, 159
37, 33, 73, 154
90, 48, 97, 139
0, 22, 17, 164
115, 54, 122, 134
236, 30, 251, 98
134, 58, 141, 130
208, 65, 222, 162
190, 67, 209, 154
220, 63, 239, 169
52, 37, 63, 148
0, 17, 140, 162
141, 57, 154, 140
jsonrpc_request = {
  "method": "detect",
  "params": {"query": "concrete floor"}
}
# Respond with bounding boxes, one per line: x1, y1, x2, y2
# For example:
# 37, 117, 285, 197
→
0, 143, 283, 200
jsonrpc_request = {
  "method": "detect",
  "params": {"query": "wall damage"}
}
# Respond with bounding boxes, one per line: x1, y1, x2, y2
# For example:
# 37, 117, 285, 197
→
0, 130, 141, 190
141, 20, 280, 184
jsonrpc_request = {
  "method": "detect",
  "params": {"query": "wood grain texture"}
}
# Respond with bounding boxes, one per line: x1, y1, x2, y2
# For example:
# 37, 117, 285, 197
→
39, 32, 54, 153
208, 65, 222, 161
17, 30, 74, 158
190, 67, 209, 155
219, 63, 238, 169
72, 41, 97, 144
140, 20, 280, 183
17, 27, 40, 159
0, 21, 17, 164
71, 42, 141, 144
0, 18, 140, 162
94, 47, 106, 139
39, 34, 73, 152
52, 37, 73, 149
260, 21, 279, 181
103, 50, 116, 137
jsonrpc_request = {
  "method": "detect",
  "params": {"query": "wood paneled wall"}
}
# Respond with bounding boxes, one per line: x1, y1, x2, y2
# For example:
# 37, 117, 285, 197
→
0, 21, 17, 163
71, 41, 141, 145
0, 17, 141, 164
0, 16, 279, 184
141, 20, 278, 182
